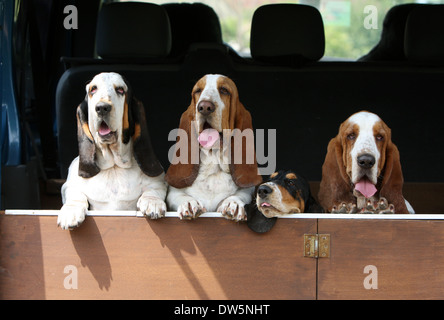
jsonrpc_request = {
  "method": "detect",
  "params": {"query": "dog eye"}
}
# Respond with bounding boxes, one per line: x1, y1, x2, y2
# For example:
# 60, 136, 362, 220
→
115, 87, 125, 95
219, 87, 230, 95
286, 179, 295, 187
347, 133, 356, 140
375, 134, 384, 141
194, 88, 202, 95
90, 85, 97, 95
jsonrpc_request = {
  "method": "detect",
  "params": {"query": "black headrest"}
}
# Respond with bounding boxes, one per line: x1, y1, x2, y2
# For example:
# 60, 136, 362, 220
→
405, 5, 444, 63
359, 4, 423, 62
96, 2, 171, 59
250, 4, 325, 63
162, 3, 222, 57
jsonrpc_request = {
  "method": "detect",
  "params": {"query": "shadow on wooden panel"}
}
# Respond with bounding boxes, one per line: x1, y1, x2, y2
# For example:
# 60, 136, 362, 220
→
0, 215, 317, 299
147, 217, 317, 300
70, 219, 113, 291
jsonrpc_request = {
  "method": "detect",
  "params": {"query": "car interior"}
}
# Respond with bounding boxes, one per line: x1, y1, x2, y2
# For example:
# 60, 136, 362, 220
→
1, 0, 444, 214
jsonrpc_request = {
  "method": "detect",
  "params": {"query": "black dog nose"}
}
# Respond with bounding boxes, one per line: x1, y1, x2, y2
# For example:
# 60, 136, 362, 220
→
95, 102, 112, 116
257, 185, 273, 199
357, 154, 376, 169
198, 101, 215, 116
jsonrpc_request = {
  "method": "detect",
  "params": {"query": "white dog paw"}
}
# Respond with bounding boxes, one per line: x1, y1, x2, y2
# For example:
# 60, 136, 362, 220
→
217, 197, 247, 221
177, 199, 206, 220
58, 204, 87, 230
138, 196, 167, 219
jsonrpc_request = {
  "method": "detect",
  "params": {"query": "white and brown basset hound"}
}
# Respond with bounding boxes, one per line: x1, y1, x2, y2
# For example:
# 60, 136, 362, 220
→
58, 72, 167, 229
165, 74, 262, 221
318, 111, 414, 214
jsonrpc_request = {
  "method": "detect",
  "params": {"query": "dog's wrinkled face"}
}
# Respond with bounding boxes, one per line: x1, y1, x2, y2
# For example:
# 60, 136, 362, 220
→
256, 170, 306, 218
192, 74, 238, 134
86, 72, 128, 144
340, 111, 390, 198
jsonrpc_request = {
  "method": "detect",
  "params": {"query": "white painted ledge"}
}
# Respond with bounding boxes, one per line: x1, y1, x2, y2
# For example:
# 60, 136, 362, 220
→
4, 210, 444, 220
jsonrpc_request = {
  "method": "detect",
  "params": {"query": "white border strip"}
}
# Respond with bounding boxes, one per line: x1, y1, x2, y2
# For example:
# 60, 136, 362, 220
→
5, 210, 444, 220
4, 210, 225, 218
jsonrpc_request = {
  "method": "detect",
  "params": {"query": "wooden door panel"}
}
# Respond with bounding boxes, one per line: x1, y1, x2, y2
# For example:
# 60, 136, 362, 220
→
318, 219, 444, 299
0, 215, 317, 300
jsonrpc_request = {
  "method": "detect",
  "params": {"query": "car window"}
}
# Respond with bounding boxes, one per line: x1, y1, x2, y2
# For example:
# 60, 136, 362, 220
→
97, 0, 444, 59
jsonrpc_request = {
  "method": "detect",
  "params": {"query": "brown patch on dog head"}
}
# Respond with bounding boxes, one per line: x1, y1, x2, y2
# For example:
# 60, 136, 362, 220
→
285, 173, 297, 180
122, 94, 130, 132
133, 123, 141, 140
81, 122, 94, 141
278, 185, 304, 213
340, 121, 360, 180
270, 172, 278, 179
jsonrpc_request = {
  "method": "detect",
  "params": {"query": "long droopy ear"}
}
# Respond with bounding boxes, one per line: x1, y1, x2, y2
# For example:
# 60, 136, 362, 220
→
165, 104, 200, 188
379, 141, 408, 213
229, 99, 262, 188
129, 97, 164, 177
77, 97, 100, 178
318, 136, 354, 212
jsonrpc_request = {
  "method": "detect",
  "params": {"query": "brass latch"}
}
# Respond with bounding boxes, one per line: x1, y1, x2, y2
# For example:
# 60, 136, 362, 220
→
304, 234, 330, 258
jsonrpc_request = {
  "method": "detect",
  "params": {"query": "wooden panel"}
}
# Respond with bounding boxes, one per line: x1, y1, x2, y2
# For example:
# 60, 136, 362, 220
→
318, 219, 444, 299
0, 215, 316, 300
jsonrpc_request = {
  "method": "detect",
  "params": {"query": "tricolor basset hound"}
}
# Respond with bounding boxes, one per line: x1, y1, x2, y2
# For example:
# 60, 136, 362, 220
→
247, 170, 323, 233
318, 111, 414, 214
165, 74, 262, 221
58, 72, 167, 230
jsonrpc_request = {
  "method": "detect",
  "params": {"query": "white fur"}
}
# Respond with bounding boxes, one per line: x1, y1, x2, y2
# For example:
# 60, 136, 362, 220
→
58, 73, 167, 229
349, 111, 381, 185
88, 72, 126, 145
406, 199, 415, 214
195, 74, 225, 132
167, 150, 253, 221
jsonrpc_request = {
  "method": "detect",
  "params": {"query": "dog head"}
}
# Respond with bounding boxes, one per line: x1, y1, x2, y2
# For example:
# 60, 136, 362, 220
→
247, 169, 322, 233
256, 170, 311, 218
76, 72, 163, 178
165, 74, 262, 189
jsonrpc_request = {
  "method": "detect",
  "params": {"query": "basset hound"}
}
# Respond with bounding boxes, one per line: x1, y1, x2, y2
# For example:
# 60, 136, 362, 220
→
58, 72, 167, 230
318, 111, 414, 214
165, 74, 262, 221
247, 170, 323, 233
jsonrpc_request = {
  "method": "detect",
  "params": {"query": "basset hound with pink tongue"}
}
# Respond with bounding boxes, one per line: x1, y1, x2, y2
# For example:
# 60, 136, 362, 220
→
165, 74, 262, 221
318, 111, 414, 214
58, 72, 167, 229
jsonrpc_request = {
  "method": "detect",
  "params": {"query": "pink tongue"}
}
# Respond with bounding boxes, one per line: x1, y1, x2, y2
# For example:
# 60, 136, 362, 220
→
198, 128, 220, 148
261, 202, 271, 207
99, 122, 111, 136
355, 177, 377, 198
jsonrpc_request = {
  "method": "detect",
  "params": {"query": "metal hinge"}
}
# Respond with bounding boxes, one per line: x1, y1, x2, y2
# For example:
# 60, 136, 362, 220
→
304, 234, 330, 258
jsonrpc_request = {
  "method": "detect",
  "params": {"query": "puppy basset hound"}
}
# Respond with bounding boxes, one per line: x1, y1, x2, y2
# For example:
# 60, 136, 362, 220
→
165, 74, 262, 221
58, 72, 167, 230
247, 170, 323, 233
318, 111, 414, 214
